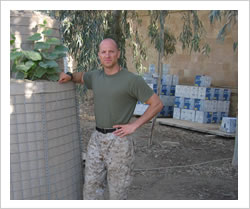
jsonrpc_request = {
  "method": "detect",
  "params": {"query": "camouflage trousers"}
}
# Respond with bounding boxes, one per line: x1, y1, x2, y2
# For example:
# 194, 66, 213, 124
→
83, 130, 135, 200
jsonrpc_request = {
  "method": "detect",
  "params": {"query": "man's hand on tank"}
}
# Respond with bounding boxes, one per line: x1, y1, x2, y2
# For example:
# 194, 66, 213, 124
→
58, 72, 71, 83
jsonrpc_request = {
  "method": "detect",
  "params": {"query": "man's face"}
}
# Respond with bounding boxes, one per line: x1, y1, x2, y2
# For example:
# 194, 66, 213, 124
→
98, 39, 120, 68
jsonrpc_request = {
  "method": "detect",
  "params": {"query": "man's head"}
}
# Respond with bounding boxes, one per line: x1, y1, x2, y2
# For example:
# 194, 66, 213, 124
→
98, 38, 120, 69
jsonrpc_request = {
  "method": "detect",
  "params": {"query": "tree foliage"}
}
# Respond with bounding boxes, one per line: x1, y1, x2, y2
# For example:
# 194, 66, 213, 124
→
148, 10, 211, 57
49, 10, 138, 72
209, 10, 238, 51
42, 10, 237, 100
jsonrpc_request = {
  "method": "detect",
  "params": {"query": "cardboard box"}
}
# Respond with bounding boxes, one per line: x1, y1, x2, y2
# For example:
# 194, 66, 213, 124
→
175, 85, 191, 97
181, 109, 196, 122
160, 95, 175, 106
163, 64, 170, 75
195, 111, 212, 123
159, 106, 174, 117
184, 86, 192, 98
174, 96, 184, 108
218, 112, 229, 122
203, 100, 213, 112
217, 101, 224, 112
212, 112, 219, 123
190, 86, 199, 98
161, 85, 170, 95
170, 85, 176, 96
162, 74, 173, 85
149, 64, 155, 74
194, 99, 203, 111
217, 101, 230, 112
153, 83, 158, 93
194, 75, 212, 87
147, 83, 153, 90
180, 109, 187, 120
223, 89, 231, 101
213, 88, 224, 100
194, 99, 213, 111
134, 104, 149, 115
220, 117, 237, 133
223, 101, 230, 112
211, 100, 218, 112
172, 75, 179, 85
197, 87, 214, 100
183, 98, 195, 110
175, 85, 183, 97
173, 108, 181, 119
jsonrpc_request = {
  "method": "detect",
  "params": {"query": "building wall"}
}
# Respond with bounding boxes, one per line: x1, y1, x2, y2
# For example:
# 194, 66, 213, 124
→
125, 10, 238, 116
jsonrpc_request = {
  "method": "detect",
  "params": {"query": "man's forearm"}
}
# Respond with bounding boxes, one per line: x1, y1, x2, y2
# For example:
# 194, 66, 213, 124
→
72, 72, 84, 83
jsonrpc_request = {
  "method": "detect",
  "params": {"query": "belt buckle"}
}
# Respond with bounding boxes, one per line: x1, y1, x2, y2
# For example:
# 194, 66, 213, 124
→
103, 129, 107, 134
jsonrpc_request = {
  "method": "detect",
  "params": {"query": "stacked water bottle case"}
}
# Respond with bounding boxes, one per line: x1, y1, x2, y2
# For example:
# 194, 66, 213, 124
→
173, 75, 231, 124
134, 64, 179, 117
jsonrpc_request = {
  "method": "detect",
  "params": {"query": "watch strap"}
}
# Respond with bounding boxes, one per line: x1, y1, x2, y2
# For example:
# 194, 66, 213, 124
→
66, 72, 73, 80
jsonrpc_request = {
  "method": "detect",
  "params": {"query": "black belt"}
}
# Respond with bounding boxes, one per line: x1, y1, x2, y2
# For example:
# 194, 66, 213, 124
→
96, 127, 119, 134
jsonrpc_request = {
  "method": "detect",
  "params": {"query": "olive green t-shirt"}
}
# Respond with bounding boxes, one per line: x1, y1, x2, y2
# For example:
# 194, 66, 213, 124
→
83, 68, 154, 128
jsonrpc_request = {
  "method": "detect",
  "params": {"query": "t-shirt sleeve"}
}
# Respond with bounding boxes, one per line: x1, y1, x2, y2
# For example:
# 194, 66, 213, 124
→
83, 71, 93, 89
129, 75, 154, 103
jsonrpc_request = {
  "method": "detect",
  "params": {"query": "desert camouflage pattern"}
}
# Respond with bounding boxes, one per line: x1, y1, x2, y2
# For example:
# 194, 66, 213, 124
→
83, 130, 135, 200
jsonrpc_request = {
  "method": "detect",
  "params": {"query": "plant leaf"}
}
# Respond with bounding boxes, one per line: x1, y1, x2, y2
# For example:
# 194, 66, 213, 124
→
39, 60, 58, 68
27, 33, 42, 41
41, 52, 58, 60
10, 39, 15, 45
16, 71, 25, 79
11, 34, 16, 40
47, 73, 59, 81
54, 45, 68, 53
34, 42, 51, 50
25, 61, 36, 70
10, 51, 23, 60
16, 61, 35, 72
42, 29, 53, 36
23, 50, 42, 61
34, 67, 47, 78
46, 68, 58, 74
46, 37, 60, 45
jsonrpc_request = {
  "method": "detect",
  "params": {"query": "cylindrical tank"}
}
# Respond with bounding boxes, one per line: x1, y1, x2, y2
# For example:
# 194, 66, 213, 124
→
10, 79, 83, 200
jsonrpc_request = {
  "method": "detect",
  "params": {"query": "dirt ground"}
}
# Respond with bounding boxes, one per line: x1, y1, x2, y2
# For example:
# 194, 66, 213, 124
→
78, 92, 238, 200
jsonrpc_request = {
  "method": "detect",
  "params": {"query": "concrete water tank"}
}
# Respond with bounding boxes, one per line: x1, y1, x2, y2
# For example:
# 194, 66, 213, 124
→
10, 79, 83, 199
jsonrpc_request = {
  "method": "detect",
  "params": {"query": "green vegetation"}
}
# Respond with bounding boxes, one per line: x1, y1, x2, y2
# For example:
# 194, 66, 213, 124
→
10, 20, 68, 81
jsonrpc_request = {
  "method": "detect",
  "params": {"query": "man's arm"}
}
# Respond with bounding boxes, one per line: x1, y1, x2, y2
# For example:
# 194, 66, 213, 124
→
113, 93, 163, 138
58, 72, 85, 84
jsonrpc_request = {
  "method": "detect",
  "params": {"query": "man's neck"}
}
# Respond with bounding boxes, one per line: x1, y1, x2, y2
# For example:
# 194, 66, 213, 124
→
104, 65, 121, 75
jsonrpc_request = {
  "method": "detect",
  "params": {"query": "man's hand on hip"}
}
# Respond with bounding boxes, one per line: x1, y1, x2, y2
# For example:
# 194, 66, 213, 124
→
112, 124, 137, 138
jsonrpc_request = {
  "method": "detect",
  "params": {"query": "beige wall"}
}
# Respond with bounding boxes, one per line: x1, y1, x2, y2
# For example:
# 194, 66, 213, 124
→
125, 11, 238, 116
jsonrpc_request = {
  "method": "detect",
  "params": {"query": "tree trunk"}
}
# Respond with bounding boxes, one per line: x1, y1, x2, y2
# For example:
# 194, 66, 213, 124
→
148, 11, 165, 147
232, 115, 238, 168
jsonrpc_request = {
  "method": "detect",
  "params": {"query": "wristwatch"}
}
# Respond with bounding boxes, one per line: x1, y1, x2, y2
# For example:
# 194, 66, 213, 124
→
66, 72, 73, 80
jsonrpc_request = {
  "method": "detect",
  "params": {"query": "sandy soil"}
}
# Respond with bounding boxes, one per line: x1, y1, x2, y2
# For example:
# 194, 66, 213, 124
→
78, 92, 238, 200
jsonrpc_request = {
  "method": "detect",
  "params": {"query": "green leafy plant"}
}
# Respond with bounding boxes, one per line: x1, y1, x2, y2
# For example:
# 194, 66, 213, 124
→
10, 20, 68, 81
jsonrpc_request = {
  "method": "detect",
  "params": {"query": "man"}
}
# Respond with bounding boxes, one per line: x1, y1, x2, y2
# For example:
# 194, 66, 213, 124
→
59, 38, 163, 200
